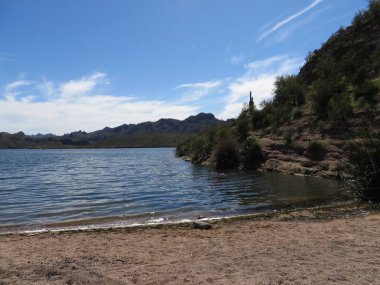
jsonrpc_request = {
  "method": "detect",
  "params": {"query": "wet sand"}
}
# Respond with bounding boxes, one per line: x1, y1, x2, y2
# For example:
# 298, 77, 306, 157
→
1, 208, 380, 285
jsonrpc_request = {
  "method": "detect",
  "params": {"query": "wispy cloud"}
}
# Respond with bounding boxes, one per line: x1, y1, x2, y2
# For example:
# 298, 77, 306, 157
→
218, 55, 303, 119
4, 80, 33, 101
60, 72, 108, 99
231, 53, 245, 64
5, 80, 33, 92
177, 80, 222, 103
38, 77, 55, 97
257, 0, 323, 42
0, 73, 199, 134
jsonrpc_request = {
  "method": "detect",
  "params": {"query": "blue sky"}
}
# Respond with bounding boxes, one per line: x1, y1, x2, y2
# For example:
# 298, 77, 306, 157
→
0, 0, 368, 134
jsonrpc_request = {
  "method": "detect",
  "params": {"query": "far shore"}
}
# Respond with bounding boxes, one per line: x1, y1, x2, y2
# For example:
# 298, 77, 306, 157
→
1, 203, 379, 284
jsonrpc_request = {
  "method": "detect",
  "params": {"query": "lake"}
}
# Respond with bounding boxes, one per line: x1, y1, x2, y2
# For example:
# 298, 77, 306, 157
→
0, 148, 343, 230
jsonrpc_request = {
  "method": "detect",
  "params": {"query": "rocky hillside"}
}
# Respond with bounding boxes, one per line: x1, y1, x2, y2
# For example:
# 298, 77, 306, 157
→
0, 113, 222, 148
176, 1, 380, 178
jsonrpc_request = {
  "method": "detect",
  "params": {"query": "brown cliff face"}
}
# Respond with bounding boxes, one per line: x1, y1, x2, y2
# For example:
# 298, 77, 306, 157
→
255, 110, 380, 178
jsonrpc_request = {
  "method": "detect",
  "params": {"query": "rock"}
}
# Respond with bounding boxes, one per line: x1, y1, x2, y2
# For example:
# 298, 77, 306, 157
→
193, 221, 212, 230
300, 160, 318, 167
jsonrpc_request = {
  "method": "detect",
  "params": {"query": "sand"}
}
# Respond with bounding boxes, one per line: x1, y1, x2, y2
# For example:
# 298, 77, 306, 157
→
1, 209, 380, 285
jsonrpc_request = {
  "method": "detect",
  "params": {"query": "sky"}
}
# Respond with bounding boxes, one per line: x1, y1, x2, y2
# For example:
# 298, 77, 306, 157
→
0, 0, 368, 135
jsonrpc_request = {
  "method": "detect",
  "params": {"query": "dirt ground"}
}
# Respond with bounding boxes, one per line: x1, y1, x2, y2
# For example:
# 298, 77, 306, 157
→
1, 210, 380, 285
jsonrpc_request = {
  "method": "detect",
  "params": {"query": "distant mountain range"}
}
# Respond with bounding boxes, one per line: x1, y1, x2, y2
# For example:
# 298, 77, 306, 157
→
0, 113, 224, 148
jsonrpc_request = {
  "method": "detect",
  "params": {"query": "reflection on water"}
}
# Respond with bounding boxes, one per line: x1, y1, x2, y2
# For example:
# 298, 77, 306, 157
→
0, 148, 343, 225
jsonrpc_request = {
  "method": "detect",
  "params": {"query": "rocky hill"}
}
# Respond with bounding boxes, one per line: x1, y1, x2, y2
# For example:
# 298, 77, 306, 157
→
0, 113, 222, 148
176, 1, 380, 178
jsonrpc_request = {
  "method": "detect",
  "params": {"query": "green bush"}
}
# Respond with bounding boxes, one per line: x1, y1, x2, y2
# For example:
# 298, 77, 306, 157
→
273, 75, 306, 107
175, 142, 188, 157
191, 136, 213, 163
352, 0, 380, 29
235, 116, 250, 143
354, 81, 379, 104
291, 107, 302, 121
346, 128, 380, 202
310, 56, 348, 117
306, 140, 328, 160
327, 93, 352, 124
284, 133, 298, 146
240, 136, 263, 169
214, 138, 239, 170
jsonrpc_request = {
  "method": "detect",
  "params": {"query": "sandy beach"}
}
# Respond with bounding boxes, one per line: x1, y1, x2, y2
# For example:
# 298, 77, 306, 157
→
1, 206, 379, 285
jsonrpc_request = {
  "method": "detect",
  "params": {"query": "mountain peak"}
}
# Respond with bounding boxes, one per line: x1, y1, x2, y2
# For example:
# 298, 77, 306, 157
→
185, 113, 217, 122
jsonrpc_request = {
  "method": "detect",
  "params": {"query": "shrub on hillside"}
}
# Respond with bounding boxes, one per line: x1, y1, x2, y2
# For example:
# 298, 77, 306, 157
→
284, 133, 298, 146
354, 81, 379, 104
346, 128, 380, 202
352, 0, 380, 28
306, 140, 328, 160
214, 138, 239, 170
240, 136, 263, 169
274, 75, 306, 107
327, 93, 352, 124
310, 56, 349, 117
235, 115, 250, 143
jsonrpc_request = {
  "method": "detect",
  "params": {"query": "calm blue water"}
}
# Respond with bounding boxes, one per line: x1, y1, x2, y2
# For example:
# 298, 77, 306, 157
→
0, 148, 343, 226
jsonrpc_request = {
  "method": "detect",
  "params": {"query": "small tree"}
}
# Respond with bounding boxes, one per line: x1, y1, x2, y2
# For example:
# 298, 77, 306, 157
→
214, 137, 239, 170
327, 92, 352, 124
240, 136, 263, 169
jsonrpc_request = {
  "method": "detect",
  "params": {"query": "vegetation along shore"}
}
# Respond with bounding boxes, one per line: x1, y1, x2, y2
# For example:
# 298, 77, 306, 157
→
177, 1, 380, 202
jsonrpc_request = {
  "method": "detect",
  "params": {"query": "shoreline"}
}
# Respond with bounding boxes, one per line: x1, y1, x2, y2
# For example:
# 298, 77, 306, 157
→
0, 200, 375, 236
1, 202, 379, 284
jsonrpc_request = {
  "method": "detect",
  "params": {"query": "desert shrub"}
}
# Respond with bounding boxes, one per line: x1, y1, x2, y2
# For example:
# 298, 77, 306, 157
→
175, 142, 188, 157
354, 81, 379, 104
273, 75, 306, 107
310, 56, 348, 117
310, 80, 334, 116
373, 76, 380, 89
190, 136, 213, 163
214, 137, 239, 170
346, 128, 380, 202
352, 10, 366, 29
235, 115, 250, 143
327, 93, 352, 124
368, 0, 380, 18
235, 120, 249, 143
352, 0, 380, 29
353, 66, 370, 87
291, 107, 302, 120
240, 136, 263, 169
306, 140, 328, 160
284, 133, 298, 146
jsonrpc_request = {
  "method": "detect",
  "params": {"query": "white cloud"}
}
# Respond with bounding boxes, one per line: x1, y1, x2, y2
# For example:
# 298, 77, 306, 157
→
177, 80, 222, 103
1, 56, 305, 133
60, 72, 108, 99
257, 0, 323, 42
218, 55, 304, 119
0, 72, 199, 135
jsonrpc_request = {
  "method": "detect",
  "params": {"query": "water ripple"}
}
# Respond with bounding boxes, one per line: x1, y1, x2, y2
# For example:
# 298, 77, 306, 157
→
0, 148, 343, 225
